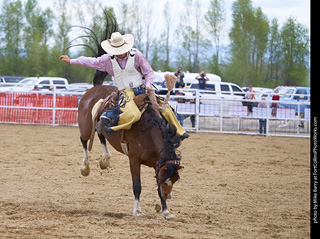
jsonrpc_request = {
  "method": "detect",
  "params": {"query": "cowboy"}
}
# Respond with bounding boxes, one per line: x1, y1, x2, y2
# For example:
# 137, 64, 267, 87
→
60, 32, 189, 140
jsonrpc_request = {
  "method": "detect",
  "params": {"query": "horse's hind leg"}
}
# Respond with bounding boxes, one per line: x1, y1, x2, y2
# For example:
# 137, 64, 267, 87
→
98, 133, 111, 169
80, 136, 90, 176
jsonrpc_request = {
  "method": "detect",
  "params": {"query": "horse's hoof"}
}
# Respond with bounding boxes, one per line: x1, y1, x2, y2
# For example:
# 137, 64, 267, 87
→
133, 210, 144, 217
80, 166, 90, 176
99, 159, 110, 169
162, 209, 176, 220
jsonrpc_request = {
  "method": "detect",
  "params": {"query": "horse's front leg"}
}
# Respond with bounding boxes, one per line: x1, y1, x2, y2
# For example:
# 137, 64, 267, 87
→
98, 133, 111, 169
129, 158, 143, 216
80, 137, 90, 176
157, 186, 176, 220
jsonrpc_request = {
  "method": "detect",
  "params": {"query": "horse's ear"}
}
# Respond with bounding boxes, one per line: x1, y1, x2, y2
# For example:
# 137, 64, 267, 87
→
176, 165, 184, 171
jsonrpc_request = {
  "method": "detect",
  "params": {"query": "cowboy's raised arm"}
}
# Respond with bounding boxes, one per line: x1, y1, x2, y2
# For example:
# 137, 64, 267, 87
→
60, 54, 113, 74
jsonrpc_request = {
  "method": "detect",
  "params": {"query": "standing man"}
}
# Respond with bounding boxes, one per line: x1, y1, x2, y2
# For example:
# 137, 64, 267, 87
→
244, 85, 255, 116
174, 67, 185, 88
195, 71, 209, 90
271, 89, 279, 117
60, 32, 189, 139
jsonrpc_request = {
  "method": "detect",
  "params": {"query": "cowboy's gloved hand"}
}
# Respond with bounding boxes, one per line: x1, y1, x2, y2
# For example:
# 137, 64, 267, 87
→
145, 86, 153, 95
59, 55, 71, 64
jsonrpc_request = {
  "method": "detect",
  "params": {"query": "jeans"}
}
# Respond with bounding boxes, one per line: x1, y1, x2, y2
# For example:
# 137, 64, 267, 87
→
259, 119, 266, 134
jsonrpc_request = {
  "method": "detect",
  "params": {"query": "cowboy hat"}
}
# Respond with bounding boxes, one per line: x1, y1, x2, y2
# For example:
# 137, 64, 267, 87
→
101, 32, 134, 55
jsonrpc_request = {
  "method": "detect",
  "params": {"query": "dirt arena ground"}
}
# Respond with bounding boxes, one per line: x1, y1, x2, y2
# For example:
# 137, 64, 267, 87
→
0, 124, 310, 238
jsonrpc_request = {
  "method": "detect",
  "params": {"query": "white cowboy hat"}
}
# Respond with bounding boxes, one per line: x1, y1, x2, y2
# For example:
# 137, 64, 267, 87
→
101, 32, 134, 55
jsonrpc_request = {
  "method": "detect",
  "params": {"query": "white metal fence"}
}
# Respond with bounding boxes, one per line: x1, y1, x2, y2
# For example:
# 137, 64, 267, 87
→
164, 88, 311, 138
0, 86, 311, 137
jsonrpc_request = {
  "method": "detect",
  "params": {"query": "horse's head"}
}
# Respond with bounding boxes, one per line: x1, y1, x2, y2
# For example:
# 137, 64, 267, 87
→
157, 163, 184, 200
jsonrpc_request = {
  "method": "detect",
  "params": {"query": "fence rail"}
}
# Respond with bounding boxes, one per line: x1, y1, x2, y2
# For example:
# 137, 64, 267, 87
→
0, 88, 311, 137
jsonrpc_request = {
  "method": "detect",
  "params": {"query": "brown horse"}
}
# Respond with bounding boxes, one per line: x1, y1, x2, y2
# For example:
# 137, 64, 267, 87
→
78, 85, 183, 220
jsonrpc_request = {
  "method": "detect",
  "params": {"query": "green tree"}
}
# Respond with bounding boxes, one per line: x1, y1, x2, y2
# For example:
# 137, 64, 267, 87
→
0, 0, 24, 75
23, 0, 53, 76
177, 0, 208, 73
228, 0, 269, 86
250, 7, 269, 84
205, 0, 226, 75
280, 17, 309, 86
266, 18, 282, 86
162, 0, 173, 71
49, 0, 71, 79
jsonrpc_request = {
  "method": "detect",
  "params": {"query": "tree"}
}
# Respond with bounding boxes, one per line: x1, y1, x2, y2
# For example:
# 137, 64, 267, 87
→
49, 0, 71, 78
0, 0, 24, 75
162, 0, 173, 71
266, 18, 282, 86
280, 17, 310, 86
130, 0, 144, 52
177, 0, 208, 73
118, 0, 129, 34
228, 0, 269, 86
23, 0, 53, 76
205, 0, 226, 75
142, 0, 154, 60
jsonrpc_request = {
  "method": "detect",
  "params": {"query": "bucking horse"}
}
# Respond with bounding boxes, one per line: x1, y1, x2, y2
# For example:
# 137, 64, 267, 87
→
67, 10, 184, 220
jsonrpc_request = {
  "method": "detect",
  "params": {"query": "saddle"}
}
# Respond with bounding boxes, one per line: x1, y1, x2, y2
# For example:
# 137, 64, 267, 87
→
89, 93, 150, 153
95, 93, 149, 121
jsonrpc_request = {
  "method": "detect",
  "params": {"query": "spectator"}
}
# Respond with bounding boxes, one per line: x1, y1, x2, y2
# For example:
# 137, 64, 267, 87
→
244, 85, 255, 115
33, 85, 39, 91
175, 85, 186, 126
195, 71, 209, 90
258, 97, 267, 135
174, 85, 196, 128
271, 89, 279, 117
174, 67, 185, 88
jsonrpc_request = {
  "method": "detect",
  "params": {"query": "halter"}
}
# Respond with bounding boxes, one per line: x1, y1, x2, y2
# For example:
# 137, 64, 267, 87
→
155, 158, 181, 186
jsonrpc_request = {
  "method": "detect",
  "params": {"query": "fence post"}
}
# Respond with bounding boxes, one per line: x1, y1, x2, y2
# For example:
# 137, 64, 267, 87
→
266, 94, 270, 136
195, 90, 200, 133
220, 99, 223, 132
297, 102, 301, 136
52, 86, 56, 126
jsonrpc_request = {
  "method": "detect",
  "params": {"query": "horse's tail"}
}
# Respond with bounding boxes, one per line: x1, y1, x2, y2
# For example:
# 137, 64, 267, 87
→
89, 99, 104, 151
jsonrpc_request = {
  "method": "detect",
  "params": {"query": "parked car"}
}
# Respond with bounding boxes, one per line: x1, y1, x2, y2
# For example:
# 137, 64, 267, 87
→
273, 86, 310, 114
185, 81, 245, 115
0, 76, 25, 91
10, 77, 68, 92
0, 76, 24, 84
189, 81, 244, 98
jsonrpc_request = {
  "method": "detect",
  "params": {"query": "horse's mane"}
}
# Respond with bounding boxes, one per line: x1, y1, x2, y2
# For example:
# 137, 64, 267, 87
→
64, 3, 118, 86
141, 106, 182, 184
